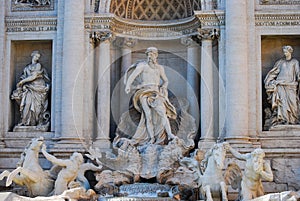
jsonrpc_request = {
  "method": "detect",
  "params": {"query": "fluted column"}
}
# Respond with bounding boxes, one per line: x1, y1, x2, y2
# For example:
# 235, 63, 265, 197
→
225, 1, 249, 143
201, 0, 214, 10
59, 0, 85, 147
93, 31, 113, 149
198, 28, 219, 149
181, 37, 200, 122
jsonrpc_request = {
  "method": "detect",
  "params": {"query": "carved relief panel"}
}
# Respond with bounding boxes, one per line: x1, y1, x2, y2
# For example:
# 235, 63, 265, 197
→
12, 0, 54, 11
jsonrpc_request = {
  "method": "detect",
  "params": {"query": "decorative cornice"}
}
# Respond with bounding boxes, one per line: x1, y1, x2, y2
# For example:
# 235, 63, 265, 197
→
89, 31, 114, 47
85, 15, 200, 40
85, 15, 114, 30
194, 10, 225, 28
259, 0, 300, 5
197, 28, 219, 40
255, 13, 300, 26
5, 17, 57, 32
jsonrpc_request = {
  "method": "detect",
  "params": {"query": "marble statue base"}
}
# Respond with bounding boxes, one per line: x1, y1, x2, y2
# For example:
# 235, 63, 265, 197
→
269, 124, 300, 131
13, 125, 49, 132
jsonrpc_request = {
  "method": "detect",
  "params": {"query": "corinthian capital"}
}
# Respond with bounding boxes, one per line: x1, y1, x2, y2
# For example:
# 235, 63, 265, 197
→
114, 37, 138, 49
90, 31, 114, 47
197, 28, 219, 40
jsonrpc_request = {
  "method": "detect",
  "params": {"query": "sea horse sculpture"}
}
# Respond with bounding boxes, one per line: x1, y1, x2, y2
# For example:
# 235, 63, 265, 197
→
0, 137, 54, 197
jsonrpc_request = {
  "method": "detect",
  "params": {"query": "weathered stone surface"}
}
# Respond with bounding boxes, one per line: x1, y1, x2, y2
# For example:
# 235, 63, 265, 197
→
272, 158, 300, 190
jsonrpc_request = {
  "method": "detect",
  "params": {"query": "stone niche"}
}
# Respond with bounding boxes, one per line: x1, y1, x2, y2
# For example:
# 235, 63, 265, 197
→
9, 40, 52, 132
261, 35, 300, 131
109, 43, 201, 140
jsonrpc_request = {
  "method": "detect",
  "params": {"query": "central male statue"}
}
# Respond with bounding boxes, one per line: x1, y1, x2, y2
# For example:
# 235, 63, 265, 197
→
124, 47, 177, 145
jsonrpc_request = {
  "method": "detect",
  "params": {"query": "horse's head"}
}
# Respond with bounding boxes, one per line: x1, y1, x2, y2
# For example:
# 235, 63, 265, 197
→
211, 143, 226, 169
29, 137, 44, 151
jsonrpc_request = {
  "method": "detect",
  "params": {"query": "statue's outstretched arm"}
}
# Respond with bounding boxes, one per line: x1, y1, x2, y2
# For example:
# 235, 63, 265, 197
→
41, 144, 68, 167
227, 145, 247, 161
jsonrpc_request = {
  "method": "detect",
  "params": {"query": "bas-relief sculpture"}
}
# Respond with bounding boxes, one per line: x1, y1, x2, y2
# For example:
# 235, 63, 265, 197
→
14, 0, 51, 6
11, 51, 51, 132
264, 45, 300, 130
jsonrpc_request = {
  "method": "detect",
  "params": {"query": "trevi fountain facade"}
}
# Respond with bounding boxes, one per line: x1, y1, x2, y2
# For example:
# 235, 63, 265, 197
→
0, 0, 299, 200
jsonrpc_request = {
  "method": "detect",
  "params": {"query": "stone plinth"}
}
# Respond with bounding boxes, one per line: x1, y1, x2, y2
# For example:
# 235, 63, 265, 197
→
259, 131, 300, 149
4, 132, 54, 148
269, 125, 300, 131
13, 126, 49, 132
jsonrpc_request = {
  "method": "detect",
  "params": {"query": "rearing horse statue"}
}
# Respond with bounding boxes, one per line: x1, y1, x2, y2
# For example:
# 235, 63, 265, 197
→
199, 142, 228, 201
0, 137, 54, 197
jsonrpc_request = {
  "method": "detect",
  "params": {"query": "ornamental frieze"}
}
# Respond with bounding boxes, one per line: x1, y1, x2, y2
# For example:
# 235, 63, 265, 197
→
259, 0, 300, 5
194, 11, 225, 28
255, 13, 300, 26
12, 0, 54, 11
85, 15, 200, 40
6, 18, 57, 32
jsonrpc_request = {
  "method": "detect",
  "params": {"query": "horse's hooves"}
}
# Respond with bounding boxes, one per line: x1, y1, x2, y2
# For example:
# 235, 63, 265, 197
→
6, 179, 13, 186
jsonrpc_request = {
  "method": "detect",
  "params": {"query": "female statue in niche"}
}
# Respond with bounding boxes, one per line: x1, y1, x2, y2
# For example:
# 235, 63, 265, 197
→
11, 50, 50, 131
264, 45, 300, 128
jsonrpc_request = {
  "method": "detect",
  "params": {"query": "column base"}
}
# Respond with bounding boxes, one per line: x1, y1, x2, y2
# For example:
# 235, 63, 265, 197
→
0, 140, 5, 148
53, 137, 87, 151
198, 138, 216, 150
224, 136, 256, 148
92, 138, 111, 151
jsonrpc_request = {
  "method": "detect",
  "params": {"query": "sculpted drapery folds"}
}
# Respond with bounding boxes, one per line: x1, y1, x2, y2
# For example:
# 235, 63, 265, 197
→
124, 47, 177, 146
264, 45, 300, 127
11, 51, 50, 129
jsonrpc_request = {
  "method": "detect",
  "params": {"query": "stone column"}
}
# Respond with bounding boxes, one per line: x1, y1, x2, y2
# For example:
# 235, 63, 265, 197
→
218, 25, 226, 138
93, 31, 113, 149
59, 0, 85, 148
181, 37, 200, 123
201, 0, 214, 10
225, 1, 249, 143
119, 38, 137, 116
0, 0, 5, 147
198, 28, 219, 149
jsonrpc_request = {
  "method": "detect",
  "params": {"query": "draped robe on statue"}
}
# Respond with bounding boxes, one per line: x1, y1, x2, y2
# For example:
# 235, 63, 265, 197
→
264, 58, 300, 125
